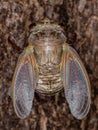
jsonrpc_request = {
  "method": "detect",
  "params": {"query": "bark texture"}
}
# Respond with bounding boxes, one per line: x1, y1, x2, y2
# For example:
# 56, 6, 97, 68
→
0, 0, 98, 130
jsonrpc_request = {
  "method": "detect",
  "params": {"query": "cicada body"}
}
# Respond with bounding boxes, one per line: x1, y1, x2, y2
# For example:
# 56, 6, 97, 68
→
11, 19, 91, 119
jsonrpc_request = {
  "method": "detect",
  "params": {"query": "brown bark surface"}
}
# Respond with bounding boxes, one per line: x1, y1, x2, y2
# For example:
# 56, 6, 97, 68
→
0, 0, 98, 130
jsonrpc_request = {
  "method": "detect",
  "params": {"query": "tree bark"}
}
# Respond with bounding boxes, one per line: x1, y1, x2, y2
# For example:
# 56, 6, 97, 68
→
0, 0, 98, 130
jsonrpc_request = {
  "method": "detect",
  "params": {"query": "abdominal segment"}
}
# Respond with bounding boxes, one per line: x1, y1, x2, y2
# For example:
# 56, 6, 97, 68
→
35, 64, 63, 95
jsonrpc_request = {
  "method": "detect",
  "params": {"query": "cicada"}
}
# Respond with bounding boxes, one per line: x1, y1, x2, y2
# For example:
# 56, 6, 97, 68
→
11, 19, 91, 119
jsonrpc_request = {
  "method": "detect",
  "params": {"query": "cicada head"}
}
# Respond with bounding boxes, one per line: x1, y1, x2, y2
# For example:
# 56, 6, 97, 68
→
28, 18, 66, 46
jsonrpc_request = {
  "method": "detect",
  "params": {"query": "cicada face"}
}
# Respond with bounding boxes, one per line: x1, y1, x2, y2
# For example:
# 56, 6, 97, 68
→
11, 19, 91, 120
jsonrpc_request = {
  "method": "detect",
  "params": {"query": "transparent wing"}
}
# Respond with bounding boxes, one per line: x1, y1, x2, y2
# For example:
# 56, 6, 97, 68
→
12, 47, 37, 119
62, 45, 91, 119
